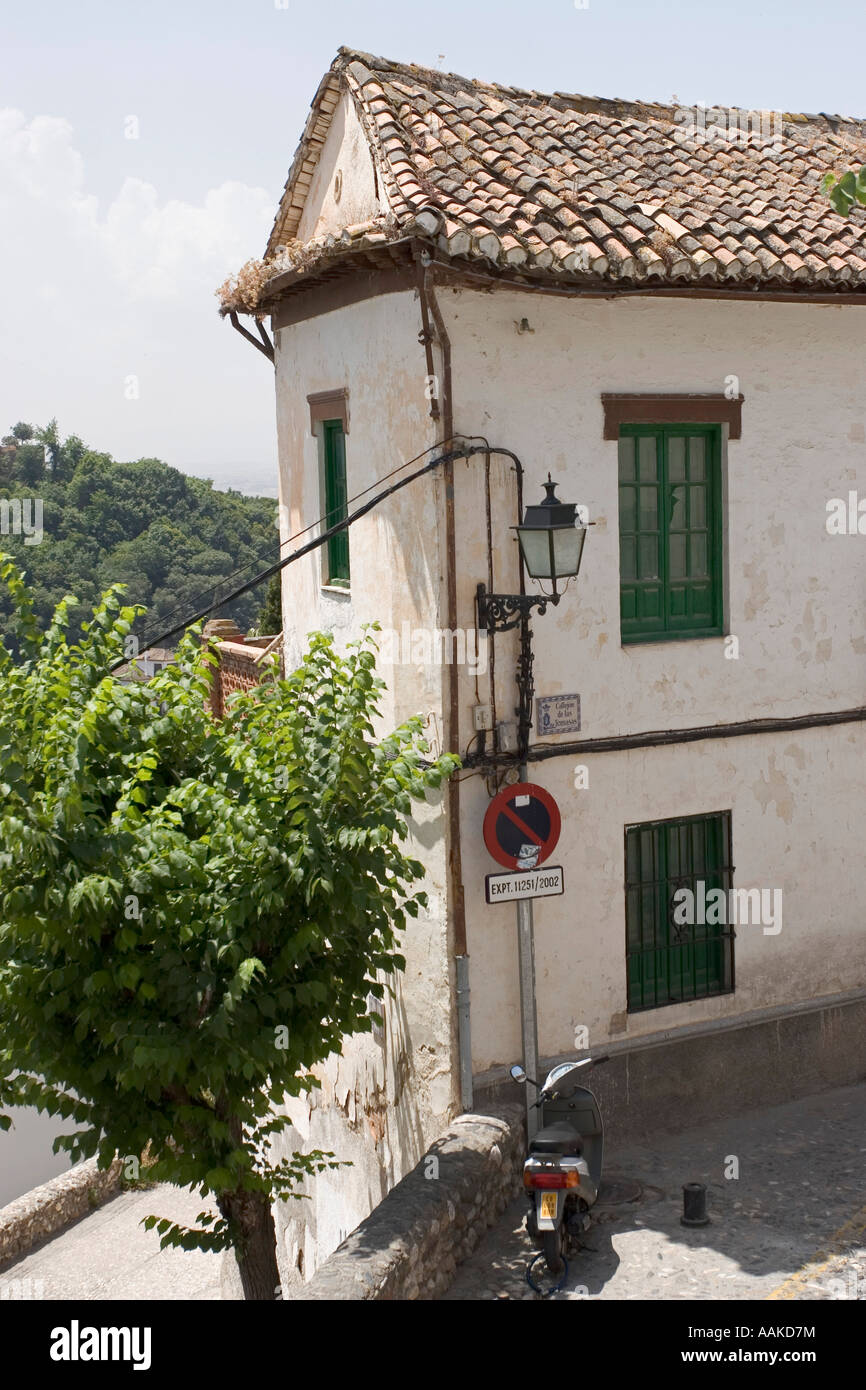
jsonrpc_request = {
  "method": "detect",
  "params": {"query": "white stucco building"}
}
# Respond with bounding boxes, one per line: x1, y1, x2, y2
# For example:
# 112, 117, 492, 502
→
225, 47, 866, 1281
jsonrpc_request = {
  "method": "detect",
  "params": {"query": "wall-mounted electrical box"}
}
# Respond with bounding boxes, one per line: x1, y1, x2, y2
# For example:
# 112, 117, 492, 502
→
473, 704, 494, 732
496, 720, 518, 752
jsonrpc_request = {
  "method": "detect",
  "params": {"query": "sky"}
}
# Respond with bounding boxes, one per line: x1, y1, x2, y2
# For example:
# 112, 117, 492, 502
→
1, 0, 862, 496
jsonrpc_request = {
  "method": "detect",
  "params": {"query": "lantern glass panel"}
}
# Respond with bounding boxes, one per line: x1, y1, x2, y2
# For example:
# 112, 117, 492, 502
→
552, 525, 587, 577
517, 527, 555, 579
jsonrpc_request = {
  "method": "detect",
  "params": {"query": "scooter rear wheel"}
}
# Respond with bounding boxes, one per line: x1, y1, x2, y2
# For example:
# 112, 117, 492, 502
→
542, 1229, 564, 1276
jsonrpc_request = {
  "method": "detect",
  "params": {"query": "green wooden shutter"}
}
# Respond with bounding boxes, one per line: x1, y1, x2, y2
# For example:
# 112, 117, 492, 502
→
619, 430, 664, 637
619, 425, 723, 642
323, 420, 349, 585
625, 811, 733, 1011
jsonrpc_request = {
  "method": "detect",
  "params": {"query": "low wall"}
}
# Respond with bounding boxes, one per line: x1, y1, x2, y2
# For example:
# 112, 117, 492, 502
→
0, 1158, 122, 1270
288, 1104, 525, 1300
474, 989, 866, 1145
201, 623, 282, 719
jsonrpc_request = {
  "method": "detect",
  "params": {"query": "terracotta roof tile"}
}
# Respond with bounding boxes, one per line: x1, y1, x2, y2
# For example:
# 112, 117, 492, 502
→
263, 48, 866, 296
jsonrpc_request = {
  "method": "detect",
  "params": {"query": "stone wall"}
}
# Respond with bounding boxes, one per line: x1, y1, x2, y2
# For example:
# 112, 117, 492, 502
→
0, 1158, 122, 1270
288, 1104, 525, 1300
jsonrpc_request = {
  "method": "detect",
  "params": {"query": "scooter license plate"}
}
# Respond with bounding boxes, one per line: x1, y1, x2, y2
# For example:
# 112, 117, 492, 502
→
540, 1192, 557, 1220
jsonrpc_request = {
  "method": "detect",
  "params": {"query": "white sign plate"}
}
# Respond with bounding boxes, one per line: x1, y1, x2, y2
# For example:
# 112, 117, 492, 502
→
485, 865, 565, 904
536, 694, 581, 736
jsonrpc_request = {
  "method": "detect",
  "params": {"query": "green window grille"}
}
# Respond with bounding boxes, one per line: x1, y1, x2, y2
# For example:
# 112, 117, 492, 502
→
625, 810, 734, 1012
618, 424, 723, 642
322, 419, 349, 586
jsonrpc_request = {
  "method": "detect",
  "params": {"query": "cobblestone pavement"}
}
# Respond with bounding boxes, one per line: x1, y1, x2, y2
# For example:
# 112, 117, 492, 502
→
2, 1083, 864, 1302
442, 1082, 866, 1301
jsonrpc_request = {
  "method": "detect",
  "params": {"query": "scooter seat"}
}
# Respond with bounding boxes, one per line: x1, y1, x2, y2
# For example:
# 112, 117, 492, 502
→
530, 1122, 583, 1155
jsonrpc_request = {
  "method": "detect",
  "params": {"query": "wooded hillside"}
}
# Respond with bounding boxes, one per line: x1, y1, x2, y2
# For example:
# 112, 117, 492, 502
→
0, 421, 278, 647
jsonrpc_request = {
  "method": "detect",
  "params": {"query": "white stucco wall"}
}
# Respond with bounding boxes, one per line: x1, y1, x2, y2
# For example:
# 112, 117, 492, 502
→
270, 274, 865, 1269
271, 287, 457, 1283
461, 724, 864, 1071
295, 93, 382, 244
443, 288, 865, 735
437, 286, 865, 1070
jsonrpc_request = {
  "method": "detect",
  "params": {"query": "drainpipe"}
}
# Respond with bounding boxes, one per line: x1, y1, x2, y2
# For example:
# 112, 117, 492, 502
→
415, 245, 473, 1114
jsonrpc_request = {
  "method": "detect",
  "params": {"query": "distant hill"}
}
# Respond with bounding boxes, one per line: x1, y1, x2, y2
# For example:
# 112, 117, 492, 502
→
0, 420, 279, 650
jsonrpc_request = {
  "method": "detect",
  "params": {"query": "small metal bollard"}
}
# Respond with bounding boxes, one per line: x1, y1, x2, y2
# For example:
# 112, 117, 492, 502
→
681, 1182, 710, 1227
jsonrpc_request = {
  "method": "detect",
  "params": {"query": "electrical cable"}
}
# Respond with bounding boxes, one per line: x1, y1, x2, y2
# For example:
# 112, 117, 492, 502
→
132, 430, 505, 653
116, 441, 483, 669
133, 437, 461, 653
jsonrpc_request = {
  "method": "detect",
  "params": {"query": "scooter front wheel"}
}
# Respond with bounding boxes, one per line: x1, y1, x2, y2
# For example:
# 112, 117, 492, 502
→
542, 1229, 564, 1276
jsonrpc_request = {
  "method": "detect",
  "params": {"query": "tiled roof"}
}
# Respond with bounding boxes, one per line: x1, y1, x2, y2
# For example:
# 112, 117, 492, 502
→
112, 647, 176, 683
265, 48, 866, 295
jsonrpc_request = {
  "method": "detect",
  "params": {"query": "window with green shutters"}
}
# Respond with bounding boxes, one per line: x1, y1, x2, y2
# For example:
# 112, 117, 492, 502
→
625, 811, 734, 1012
322, 419, 349, 586
618, 424, 723, 642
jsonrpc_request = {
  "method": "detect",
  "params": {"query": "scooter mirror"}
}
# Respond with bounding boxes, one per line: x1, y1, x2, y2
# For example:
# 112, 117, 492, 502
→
509, 1064, 527, 1083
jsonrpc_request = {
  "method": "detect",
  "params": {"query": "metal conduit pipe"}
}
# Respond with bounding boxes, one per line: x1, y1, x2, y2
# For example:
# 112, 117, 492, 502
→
415, 246, 473, 1113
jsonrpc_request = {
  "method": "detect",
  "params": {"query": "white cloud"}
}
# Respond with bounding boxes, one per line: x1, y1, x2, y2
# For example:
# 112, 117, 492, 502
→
0, 108, 273, 303
0, 107, 279, 483
0, 110, 88, 203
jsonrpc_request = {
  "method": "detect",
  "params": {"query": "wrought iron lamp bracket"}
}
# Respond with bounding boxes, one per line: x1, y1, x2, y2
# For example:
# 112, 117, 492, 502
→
475, 583, 560, 634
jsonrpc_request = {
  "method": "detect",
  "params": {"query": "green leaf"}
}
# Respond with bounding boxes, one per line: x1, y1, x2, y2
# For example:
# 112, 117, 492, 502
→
0, 570, 458, 1284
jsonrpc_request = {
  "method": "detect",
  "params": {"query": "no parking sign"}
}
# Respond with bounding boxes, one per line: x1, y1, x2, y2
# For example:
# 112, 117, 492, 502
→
482, 782, 561, 871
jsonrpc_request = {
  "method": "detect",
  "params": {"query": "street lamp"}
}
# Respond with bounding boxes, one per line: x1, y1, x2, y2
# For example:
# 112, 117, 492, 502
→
476, 474, 587, 1144
476, 475, 588, 759
515, 475, 587, 595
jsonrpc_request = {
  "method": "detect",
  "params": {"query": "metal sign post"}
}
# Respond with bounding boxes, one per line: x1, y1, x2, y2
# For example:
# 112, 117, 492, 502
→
483, 774, 562, 1143
516, 857, 540, 1138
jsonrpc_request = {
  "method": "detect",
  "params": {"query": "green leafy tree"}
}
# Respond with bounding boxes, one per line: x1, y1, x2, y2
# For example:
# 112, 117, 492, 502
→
254, 574, 283, 636
822, 166, 866, 216
0, 421, 278, 644
14, 443, 45, 486
36, 418, 63, 478
0, 557, 458, 1298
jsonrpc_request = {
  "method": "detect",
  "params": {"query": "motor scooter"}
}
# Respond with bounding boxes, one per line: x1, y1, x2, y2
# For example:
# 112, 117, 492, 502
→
510, 1053, 608, 1275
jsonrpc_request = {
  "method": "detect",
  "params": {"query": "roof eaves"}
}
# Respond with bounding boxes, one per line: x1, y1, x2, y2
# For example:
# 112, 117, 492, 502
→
265, 60, 346, 258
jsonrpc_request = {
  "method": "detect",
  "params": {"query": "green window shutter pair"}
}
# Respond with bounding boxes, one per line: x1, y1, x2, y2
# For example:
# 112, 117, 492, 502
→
322, 419, 349, 586
618, 425, 723, 642
625, 811, 734, 1012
